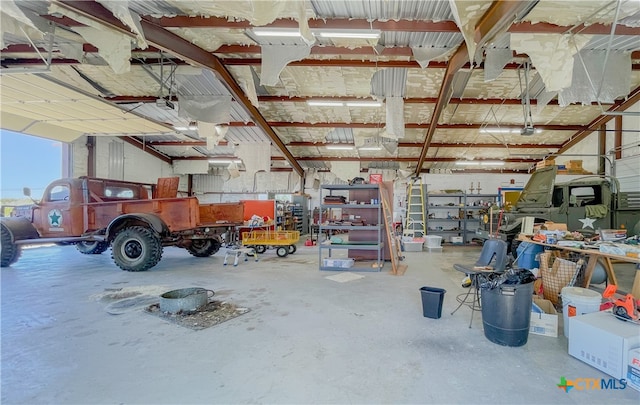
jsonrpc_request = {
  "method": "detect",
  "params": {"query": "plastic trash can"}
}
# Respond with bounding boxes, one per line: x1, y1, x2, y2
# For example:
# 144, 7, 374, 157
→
481, 280, 534, 347
420, 287, 446, 319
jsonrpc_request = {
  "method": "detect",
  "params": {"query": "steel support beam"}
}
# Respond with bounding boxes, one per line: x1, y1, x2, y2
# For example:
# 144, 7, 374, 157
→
287, 141, 561, 149
119, 136, 172, 164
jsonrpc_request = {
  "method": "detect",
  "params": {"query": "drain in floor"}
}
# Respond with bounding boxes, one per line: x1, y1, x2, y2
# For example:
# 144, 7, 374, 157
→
145, 300, 249, 330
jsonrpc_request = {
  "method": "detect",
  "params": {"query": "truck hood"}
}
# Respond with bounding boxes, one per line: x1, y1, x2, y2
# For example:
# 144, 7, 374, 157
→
515, 166, 557, 208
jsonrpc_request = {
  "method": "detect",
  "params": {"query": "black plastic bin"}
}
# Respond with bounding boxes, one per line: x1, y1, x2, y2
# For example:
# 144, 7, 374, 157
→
420, 287, 446, 319
480, 281, 534, 347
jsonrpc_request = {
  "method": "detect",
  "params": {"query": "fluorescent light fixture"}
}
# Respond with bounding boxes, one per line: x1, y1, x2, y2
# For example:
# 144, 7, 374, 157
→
315, 29, 381, 39
307, 100, 344, 107
359, 146, 383, 151
252, 28, 302, 37
208, 159, 242, 164
480, 128, 519, 134
480, 161, 505, 166
345, 101, 382, 107
326, 144, 354, 150
455, 161, 480, 165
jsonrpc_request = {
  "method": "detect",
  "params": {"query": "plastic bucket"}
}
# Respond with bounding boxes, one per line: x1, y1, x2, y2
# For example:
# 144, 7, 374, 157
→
420, 287, 446, 319
481, 281, 534, 347
561, 287, 601, 338
515, 242, 543, 270
425, 235, 443, 248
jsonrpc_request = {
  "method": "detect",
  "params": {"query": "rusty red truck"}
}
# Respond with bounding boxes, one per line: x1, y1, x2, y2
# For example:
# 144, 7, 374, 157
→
0, 177, 243, 271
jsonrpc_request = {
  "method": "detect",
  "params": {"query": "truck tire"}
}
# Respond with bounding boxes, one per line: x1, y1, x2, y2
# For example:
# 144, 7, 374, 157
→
187, 239, 221, 257
76, 241, 109, 255
111, 226, 162, 272
1, 225, 21, 267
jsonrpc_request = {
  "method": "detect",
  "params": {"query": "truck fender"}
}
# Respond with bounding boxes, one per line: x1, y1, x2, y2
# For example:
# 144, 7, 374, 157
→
106, 213, 169, 241
0, 217, 40, 242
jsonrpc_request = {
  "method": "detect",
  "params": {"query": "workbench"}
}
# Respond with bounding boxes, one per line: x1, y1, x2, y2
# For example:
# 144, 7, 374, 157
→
517, 235, 640, 297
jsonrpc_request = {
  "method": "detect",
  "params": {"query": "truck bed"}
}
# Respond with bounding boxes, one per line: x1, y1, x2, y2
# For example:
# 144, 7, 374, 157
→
85, 198, 243, 231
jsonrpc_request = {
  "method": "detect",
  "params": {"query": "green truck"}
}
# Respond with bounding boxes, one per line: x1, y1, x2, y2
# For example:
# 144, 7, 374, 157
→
475, 166, 640, 252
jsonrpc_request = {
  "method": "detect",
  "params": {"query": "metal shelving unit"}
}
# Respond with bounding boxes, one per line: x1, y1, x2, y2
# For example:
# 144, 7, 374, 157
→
426, 193, 498, 244
319, 184, 384, 271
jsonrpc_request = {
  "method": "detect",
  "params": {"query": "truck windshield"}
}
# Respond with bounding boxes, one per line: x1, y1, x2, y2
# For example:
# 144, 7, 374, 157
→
570, 186, 601, 206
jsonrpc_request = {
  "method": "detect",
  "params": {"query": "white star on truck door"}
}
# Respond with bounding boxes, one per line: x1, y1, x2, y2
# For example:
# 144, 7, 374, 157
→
578, 217, 596, 229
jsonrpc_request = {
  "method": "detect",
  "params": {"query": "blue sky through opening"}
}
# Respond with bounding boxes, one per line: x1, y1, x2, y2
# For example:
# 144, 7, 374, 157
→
1, 130, 62, 199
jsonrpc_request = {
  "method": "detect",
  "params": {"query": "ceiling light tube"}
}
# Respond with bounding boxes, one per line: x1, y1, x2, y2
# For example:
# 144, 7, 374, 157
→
359, 146, 383, 151
345, 101, 382, 107
315, 30, 381, 39
174, 126, 189, 131
252, 28, 302, 37
480, 161, 505, 166
455, 161, 480, 165
307, 100, 344, 107
480, 128, 512, 134
326, 144, 354, 150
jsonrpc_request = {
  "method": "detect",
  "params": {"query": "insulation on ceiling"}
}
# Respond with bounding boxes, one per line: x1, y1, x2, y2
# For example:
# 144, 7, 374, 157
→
178, 95, 232, 124
558, 50, 631, 106
448, 0, 492, 65
49, 4, 134, 74
236, 143, 270, 174
385, 96, 405, 139
173, 159, 209, 175
411, 47, 450, 69
370, 68, 407, 98
510, 33, 593, 92
523, 0, 640, 27
235, 66, 260, 107
96, 0, 148, 49
0, 0, 44, 49
484, 48, 513, 82
260, 44, 312, 86
198, 121, 226, 149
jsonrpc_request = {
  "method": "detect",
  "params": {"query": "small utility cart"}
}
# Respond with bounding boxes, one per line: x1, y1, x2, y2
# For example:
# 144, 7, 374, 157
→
242, 229, 300, 257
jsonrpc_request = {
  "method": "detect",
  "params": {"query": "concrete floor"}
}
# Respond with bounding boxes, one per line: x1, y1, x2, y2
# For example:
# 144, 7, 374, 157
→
2, 242, 639, 404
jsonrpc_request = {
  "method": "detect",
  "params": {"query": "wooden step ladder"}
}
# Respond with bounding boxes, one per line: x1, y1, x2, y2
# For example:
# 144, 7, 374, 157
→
404, 177, 426, 238
379, 182, 407, 276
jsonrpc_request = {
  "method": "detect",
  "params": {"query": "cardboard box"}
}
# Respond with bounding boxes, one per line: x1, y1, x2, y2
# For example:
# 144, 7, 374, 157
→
536, 159, 556, 169
545, 222, 567, 231
627, 348, 640, 392
567, 160, 583, 170
529, 298, 558, 337
568, 311, 640, 380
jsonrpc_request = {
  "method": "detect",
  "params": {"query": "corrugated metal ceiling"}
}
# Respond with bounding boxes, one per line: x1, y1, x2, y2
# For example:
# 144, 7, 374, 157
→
1, 0, 639, 174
